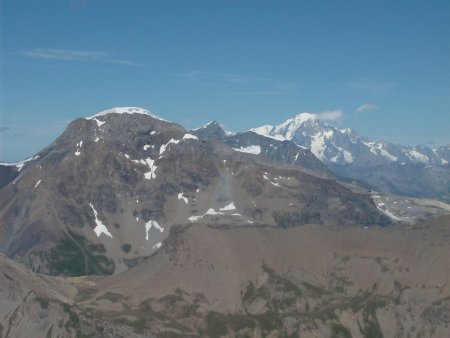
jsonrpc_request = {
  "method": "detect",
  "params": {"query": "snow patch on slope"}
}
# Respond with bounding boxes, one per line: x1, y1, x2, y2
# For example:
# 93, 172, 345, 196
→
407, 149, 429, 163
144, 220, 164, 241
233, 145, 261, 155
93, 118, 105, 127
143, 158, 157, 179
34, 180, 41, 188
178, 192, 188, 204
75, 141, 83, 156
189, 208, 223, 222
159, 138, 180, 156
89, 203, 113, 238
263, 172, 280, 187
220, 202, 236, 211
183, 133, 198, 140
364, 142, 397, 161
131, 157, 157, 179
310, 133, 327, 161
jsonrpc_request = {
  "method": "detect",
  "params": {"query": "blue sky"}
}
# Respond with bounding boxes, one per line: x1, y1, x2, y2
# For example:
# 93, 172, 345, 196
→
1, 0, 449, 162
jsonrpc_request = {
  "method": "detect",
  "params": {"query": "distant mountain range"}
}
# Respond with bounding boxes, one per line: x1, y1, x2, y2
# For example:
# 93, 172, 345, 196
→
252, 113, 449, 166
247, 113, 450, 202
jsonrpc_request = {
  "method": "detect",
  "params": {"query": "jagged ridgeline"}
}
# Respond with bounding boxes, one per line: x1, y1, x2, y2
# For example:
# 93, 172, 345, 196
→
251, 113, 450, 202
0, 107, 388, 277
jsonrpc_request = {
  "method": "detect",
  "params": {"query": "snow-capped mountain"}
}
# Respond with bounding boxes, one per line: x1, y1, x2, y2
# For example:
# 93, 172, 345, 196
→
251, 113, 449, 166
251, 113, 450, 201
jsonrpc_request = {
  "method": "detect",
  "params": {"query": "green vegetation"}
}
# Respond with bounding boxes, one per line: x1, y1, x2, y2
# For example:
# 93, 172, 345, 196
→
96, 292, 123, 303
239, 264, 390, 337
204, 311, 257, 337
205, 312, 228, 338
242, 281, 256, 303
63, 303, 80, 331
361, 300, 385, 338
331, 323, 352, 338
273, 210, 321, 228
228, 314, 256, 331
35, 296, 49, 309
303, 281, 327, 296
256, 310, 282, 331
49, 231, 115, 276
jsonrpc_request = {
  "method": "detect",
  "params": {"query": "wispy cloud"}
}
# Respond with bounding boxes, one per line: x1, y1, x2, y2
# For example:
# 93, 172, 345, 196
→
176, 70, 299, 95
346, 79, 396, 96
356, 103, 379, 113
316, 109, 343, 122
108, 59, 142, 66
18, 48, 142, 66
0, 127, 9, 132
20, 48, 107, 61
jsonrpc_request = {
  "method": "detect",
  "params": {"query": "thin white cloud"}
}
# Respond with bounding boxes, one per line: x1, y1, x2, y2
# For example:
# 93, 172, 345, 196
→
108, 59, 142, 66
176, 70, 299, 95
18, 48, 141, 66
316, 109, 343, 121
356, 103, 379, 113
19, 48, 108, 61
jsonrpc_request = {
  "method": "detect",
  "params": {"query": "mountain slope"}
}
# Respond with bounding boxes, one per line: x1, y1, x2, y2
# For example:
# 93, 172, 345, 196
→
2, 215, 450, 337
251, 113, 450, 201
0, 107, 388, 277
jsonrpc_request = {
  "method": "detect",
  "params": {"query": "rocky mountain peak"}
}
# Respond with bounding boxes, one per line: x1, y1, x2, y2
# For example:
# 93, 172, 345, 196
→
192, 120, 227, 140
250, 112, 325, 141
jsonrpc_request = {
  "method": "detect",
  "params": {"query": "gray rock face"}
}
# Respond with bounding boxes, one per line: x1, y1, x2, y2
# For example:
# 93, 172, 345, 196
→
251, 114, 450, 201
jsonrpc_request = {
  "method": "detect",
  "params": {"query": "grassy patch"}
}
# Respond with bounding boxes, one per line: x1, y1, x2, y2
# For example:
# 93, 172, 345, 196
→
303, 281, 327, 296
36, 296, 49, 309
256, 310, 282, 331
205, 311, 228, 338
331, 323, 352, 338
96, 292, 123, 303
228, 314, 256, 331
63, 303, 80, 331
49, 231, 115, 276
